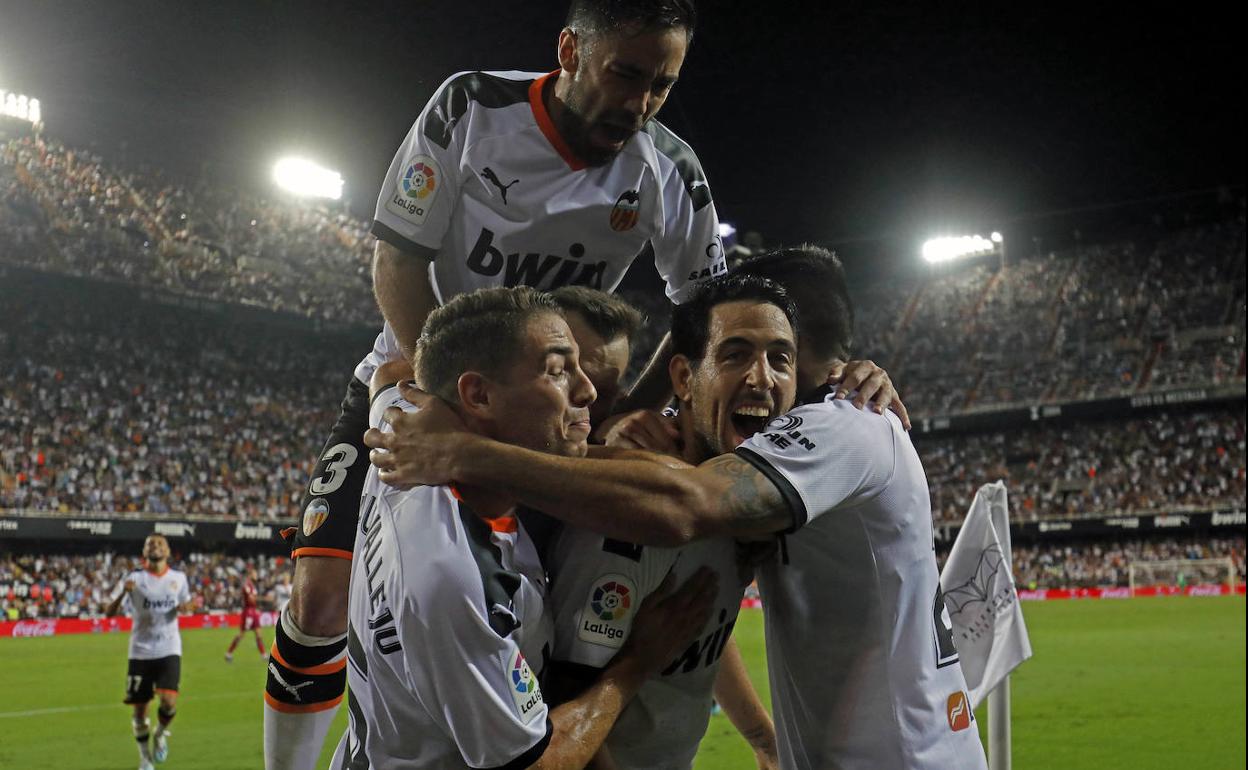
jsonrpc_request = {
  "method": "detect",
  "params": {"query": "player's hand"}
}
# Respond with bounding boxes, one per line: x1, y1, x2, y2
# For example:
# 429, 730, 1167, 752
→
364, 381, 470, 489
826, 359, 911, 431
621, 568, 717, 674
600, 409, 682, 457
124, 579, 136, 593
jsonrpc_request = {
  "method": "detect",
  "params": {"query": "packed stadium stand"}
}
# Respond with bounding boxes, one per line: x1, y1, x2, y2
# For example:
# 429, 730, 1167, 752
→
2, 550, 290, 620
2, 129, 1244, 607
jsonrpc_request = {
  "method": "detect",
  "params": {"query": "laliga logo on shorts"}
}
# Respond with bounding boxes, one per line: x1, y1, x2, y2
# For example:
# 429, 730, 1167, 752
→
946, 691, 972, 732
591, 580, 632, 621
609, 190, 640, 232
303, 498, 330, 537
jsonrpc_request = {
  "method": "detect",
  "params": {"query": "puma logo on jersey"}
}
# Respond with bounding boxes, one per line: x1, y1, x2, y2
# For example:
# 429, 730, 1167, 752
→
480, 167, 519, 204
467, 227, 608, 289
268, 663, 314, 702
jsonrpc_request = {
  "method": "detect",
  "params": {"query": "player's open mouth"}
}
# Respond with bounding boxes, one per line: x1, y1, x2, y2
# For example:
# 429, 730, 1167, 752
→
729, 404, 772, 443
597, 123, 635, 145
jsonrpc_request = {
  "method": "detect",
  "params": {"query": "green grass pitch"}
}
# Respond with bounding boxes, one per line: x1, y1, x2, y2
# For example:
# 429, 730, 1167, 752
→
1, 597, 1242, 769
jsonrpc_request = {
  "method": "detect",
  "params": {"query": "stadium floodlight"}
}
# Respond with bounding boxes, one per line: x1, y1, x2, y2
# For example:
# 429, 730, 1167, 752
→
272, 157, 344, 200
921, 234, 1000, 264
0, 88, 42, 125
717, 222, 737, 239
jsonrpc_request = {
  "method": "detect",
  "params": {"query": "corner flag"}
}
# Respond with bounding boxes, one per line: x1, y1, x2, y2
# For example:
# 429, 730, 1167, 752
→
939, 481, 1032, 708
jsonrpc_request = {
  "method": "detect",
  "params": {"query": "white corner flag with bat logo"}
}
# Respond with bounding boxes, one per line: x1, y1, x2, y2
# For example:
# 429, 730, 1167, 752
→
940, 481, 1033, 709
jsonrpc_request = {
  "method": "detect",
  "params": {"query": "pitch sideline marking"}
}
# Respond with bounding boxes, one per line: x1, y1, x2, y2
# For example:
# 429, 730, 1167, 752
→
0, 691, 255, 719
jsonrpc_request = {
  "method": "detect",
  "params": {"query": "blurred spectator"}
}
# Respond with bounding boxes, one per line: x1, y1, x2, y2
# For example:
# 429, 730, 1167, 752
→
937, 536, 1245, 590
0, 550, 292, 619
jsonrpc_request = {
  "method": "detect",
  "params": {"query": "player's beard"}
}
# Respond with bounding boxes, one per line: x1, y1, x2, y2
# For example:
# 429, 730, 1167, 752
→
556, 91, 633, 167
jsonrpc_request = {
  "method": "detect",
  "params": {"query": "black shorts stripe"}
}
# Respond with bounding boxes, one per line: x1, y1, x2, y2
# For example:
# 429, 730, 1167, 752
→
265, 654, 347, 708
734, 446, 808, 534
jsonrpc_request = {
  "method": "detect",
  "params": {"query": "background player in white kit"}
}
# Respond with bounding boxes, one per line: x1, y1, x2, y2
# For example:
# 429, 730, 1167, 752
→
332, 287, 716, 770
367, 250, 990, 769
105, 534, 199, 770
268, 4, 723, 763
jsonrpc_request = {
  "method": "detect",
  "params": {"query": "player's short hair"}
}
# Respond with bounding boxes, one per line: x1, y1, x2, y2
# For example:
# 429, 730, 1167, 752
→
416, 287, 563, 402
566, 0, 697, 42
550, 286, 644, 345
736, 245, 854, 361
670, 273, 798, 365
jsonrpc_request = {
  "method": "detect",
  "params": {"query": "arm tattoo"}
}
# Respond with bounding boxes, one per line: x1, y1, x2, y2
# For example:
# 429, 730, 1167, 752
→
704, 455, 786, 527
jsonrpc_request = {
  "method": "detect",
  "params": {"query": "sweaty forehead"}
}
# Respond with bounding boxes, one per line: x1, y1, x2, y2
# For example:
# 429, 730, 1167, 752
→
524, 313, 576, 356
594, 26, 687, 73
706, 301, 795, 349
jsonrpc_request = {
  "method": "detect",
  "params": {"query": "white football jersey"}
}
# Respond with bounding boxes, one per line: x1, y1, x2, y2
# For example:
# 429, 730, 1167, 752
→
332, 386, 555, 770
547, 529, 748, 770
113, 567, 190, 660
355, 69, 725, 383
735, 392, 989, 770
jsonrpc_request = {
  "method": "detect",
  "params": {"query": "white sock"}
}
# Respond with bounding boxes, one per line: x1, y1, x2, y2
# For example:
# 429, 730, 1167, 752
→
133, 717, 152, 761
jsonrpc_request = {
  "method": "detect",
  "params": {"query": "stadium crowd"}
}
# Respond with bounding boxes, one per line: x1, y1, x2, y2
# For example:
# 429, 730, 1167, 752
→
1003, 536, 1244, 591
918, 406, 1246, 524
1, 135, 378, 325
2, 274, 1242, 524
0, 274, 369, 521
3, 134, 1243, 419
1, 550, 290, 620
6, 536, 1241, 620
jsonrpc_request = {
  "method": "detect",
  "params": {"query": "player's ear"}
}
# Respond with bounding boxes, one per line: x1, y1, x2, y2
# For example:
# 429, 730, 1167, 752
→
557, 27, 580, 74
670, 355, 694, 404
456, 371, 493, 419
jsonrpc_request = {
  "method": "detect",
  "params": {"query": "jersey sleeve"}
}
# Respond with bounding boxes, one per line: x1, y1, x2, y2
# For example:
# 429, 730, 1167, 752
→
371, 72, 475, 257
368, 383, 418, 432
647, 132, 726, 304
396, 554, 552, 770
548, 528, 675, 668
177, 574, 191, 606
733, 399, 898, 531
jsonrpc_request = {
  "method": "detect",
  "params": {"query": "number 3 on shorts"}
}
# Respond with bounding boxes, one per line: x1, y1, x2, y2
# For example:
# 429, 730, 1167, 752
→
309, 443, 360, 495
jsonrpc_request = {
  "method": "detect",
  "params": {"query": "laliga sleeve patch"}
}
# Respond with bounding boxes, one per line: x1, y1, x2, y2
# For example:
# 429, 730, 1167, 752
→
576, 574, 637, 649
385, 155, 441, 226
508, 649, 544, 724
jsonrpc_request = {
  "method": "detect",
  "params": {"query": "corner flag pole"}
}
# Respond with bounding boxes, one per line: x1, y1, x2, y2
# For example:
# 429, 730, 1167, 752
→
988, 677, 1011, 770
988, 486, 1014, 770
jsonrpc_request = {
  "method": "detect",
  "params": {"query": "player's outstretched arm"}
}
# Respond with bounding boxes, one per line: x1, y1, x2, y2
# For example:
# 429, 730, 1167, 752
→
372, 239, 440, 360
531, 569, 717, 770
366, 395, 790, 545
713, 636, 778, 770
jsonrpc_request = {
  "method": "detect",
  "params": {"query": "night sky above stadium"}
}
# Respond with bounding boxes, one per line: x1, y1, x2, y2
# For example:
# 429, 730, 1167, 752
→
1, 0, 1242, 267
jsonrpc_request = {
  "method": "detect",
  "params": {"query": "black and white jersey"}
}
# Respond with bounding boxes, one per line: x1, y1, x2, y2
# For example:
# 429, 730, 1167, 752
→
735, 393, 989, 770
547, 530, 747, 770
332, 387, 555, 770
355, 69, 724, 383
111, 568, 190, 660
